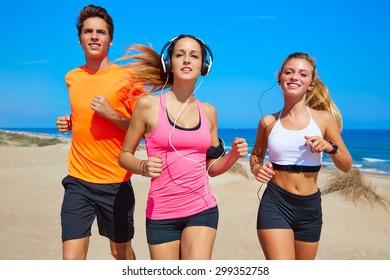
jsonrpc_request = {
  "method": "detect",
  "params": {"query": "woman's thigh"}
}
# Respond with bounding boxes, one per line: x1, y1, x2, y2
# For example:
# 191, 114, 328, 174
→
181, 226, 217, 260
148, 240, 181, 260
258, 228, 295, 260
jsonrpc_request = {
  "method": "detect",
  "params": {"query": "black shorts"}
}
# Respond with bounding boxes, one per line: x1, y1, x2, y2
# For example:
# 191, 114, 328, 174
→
146, 206, 219, 245
61, 175, 135, 243
257, 181, 322, 242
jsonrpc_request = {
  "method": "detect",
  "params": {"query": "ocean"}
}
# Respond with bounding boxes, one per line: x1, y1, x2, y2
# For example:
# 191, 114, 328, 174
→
1, 127, 390, 177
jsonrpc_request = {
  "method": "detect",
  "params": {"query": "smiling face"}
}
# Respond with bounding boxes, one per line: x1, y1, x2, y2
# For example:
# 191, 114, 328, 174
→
278, 58, 314, 97
170, 37, 203, 80
78, 17, 112, 62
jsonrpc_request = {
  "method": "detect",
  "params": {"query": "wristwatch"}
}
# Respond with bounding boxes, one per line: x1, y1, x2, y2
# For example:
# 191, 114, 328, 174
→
325, 140, 338, 154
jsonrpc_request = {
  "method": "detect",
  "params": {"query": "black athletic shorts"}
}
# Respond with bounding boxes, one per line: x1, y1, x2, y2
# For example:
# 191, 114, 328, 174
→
257, 181, 322, 242
61, 175, 135, 243
146, 206, 219, 245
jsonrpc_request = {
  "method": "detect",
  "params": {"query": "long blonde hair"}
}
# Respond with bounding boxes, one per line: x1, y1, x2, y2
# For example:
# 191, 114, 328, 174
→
278, 52, 343, 131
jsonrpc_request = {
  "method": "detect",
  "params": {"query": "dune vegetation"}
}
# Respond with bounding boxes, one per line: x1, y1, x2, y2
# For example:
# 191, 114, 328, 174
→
322, 167, 389, 209
0, 131, 63, 147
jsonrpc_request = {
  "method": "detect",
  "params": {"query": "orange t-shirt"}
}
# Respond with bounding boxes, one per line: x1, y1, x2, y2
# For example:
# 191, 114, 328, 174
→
66, 63, 143, 183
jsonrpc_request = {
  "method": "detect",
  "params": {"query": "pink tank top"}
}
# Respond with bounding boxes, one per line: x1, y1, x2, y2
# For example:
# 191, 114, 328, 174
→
144, 94, 217, 220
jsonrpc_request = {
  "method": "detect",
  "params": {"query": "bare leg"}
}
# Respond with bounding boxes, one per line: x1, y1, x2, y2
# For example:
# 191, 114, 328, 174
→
63, 237, 89, 260
180, 226, 217, 260
110, 240, 136, 260
257, 229, 295, 260
149, 240, 180, 260
294, 240, 319, 260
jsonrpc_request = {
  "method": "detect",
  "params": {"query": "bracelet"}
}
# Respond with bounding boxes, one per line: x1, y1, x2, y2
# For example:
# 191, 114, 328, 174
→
139, 160, 147, 177
250, 159, 263, 174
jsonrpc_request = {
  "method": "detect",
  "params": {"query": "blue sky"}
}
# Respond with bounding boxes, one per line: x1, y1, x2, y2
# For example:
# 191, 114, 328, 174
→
1, 0, 389, 129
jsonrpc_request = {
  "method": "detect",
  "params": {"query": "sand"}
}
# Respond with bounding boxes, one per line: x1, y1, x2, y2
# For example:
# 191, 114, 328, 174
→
1, 139, 390, 260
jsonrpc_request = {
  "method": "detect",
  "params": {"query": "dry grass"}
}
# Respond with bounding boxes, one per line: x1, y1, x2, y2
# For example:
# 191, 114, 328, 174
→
322, 167, 389, 209
227, 161, 249, 179
0, 131, 63, 147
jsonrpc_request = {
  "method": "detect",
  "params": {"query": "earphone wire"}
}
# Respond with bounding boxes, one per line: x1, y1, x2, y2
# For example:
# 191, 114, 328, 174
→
257, 183, 264, 202
257, 80, 278, 117
255, 80, 278, 197
160, 74, 220, 204
166, 76, 206, 167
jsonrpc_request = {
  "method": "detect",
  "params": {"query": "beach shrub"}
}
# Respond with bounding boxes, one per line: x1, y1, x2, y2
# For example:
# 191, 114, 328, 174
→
228, 161, 249, 179
0, 131, 63, 147
322, 167, 389, 209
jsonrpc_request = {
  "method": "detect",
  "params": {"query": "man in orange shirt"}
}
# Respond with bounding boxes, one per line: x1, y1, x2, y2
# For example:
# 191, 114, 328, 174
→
56, 4, 144, 260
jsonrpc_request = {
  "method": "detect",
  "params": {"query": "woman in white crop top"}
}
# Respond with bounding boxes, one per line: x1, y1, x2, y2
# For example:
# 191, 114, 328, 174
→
250, 52, 352, 260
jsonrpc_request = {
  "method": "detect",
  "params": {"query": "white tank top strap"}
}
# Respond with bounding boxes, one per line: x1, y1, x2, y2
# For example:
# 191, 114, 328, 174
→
277, 110, 282, 120
306, 106, 312, 119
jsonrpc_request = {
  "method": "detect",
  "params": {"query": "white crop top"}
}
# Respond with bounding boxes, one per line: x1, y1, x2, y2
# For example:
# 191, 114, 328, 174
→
268, 107, 323, 166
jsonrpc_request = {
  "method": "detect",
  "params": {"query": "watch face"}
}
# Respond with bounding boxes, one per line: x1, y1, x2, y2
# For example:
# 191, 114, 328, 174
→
326, 140, 338, 154
331, 143, 338, 154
